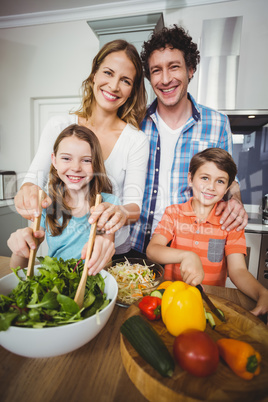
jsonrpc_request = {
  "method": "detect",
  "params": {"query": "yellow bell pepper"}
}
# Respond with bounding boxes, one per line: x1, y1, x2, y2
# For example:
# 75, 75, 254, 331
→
161, 281, 206, 336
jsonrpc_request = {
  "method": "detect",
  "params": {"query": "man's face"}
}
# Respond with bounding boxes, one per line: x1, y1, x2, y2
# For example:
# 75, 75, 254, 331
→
148, 46, 193, 108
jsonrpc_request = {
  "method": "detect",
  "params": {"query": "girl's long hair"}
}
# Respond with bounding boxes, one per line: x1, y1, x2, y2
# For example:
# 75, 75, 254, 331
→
46, 124, 112, 236
74, 39, 147, 128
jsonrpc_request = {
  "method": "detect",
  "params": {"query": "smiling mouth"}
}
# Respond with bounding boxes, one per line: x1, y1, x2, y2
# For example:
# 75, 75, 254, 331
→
161, 87, 177, 94
67, 175, 84, 183
102, 90, 119, 100
202, 192, 215, 199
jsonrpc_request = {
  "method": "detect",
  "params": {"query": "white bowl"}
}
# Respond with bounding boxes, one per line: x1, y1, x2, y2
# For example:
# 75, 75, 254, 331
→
0, 268, 118, 358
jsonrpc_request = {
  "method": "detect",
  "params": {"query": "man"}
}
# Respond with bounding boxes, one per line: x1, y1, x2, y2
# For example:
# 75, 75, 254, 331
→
129, 25, 248, 257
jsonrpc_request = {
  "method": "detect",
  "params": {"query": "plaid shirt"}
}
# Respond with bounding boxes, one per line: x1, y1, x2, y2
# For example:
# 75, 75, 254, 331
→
130, 93, 233, 253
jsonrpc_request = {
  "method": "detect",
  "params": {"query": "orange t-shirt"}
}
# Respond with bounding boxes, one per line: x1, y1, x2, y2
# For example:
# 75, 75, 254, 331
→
153, 199, 247, 286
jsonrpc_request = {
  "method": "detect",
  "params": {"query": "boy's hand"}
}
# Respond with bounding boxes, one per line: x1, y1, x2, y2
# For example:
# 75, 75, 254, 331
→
250, 288, 268, 320
7, 227, 45, 258
179, 251, 204, 286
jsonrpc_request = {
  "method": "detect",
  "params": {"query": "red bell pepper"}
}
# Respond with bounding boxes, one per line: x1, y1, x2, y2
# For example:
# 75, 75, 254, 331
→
138, 295, 161, 320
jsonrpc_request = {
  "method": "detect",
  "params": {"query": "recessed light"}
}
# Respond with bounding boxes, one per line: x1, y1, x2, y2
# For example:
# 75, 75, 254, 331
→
248, 115, 256, 119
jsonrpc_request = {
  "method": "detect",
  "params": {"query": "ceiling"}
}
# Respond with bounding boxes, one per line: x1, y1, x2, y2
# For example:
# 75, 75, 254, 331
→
0, 0, 234, 29
0, 0, 233, 17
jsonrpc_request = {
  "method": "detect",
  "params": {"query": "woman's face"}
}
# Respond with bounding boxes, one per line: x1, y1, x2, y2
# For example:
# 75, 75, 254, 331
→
52, 136, 94, 192
93, 51, 136, 114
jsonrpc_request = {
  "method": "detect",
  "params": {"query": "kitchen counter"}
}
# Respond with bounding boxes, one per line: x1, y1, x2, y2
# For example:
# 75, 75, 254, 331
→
246, 221, 268, 233
0, 256, 262, 402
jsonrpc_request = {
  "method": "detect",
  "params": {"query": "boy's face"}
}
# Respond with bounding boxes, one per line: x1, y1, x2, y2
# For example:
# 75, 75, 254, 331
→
188, 162, 230, 208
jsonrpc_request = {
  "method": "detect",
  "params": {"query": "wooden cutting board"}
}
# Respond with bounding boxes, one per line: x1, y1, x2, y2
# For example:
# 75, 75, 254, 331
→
120, 294, 268, 402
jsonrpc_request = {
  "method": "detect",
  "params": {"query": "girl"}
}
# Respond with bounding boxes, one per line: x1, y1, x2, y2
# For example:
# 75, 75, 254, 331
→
8, 124, 121, 275
14, 39, 149, 255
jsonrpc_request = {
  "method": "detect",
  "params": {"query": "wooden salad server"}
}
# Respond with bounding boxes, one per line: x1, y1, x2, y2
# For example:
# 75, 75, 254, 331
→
27, 189, 45, 277
74, 194, 102, 309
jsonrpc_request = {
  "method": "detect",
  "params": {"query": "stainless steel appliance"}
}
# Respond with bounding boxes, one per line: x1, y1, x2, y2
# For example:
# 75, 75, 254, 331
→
262, 194, 268, 225
258, 233, 268, 289
0, 171, 17, 200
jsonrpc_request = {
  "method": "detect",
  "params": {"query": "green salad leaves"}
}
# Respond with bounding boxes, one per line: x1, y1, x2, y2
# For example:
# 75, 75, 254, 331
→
0, 256, 110, 331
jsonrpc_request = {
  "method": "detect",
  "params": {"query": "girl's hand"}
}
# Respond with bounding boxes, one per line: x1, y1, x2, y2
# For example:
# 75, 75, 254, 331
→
7, 227, 45, 258
15, 183, 52, 221
81, 234, 115, 276
179, 251, 205, 286
89, 203, 128, 234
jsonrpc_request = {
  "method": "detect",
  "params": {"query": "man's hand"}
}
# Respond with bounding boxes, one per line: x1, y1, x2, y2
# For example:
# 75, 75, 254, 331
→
215, 198, 248, 231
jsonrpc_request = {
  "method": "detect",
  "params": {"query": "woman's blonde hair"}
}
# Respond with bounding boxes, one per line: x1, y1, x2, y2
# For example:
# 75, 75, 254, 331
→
46, 124, 112, 236
75, 39, 147, 129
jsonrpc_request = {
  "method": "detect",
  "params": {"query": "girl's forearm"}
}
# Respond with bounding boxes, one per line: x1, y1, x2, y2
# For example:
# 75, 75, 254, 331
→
10, 253, 29, 270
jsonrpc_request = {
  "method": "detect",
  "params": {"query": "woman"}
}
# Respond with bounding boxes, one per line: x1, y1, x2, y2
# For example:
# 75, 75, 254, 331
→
15, 40, 149, 255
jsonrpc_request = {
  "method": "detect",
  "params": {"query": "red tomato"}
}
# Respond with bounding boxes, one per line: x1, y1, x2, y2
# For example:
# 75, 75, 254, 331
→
173, 329, 219, 377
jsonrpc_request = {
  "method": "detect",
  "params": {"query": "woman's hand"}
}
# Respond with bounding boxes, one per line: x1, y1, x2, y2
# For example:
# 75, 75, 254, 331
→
179, 251, 205, 286
88, 202, 129, 234
7, 227, 45, 258
81, 234, 115, 276
15, 183, 52, 221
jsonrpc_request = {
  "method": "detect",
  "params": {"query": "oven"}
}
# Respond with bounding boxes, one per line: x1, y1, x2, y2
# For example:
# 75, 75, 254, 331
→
258, 233, 268, 289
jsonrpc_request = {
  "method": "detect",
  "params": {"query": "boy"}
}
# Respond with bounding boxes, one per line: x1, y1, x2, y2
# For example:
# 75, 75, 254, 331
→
146, 148, 268, 317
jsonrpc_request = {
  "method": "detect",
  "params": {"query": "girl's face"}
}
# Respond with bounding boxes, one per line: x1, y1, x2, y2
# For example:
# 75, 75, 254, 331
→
93, 51, 136, 113
52, 136, 94, 192
188, 162, 229, 208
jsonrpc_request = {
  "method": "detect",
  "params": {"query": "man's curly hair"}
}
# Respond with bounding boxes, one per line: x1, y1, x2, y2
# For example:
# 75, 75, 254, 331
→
141, 25, 200, 81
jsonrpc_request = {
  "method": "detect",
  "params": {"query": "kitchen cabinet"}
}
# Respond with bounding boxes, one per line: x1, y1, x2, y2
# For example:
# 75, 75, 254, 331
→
0, 203, 27, 257
166, 0, 268, 110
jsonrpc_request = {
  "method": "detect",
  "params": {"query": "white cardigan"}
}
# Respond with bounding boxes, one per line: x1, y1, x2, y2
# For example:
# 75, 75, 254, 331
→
23, 114, 149, 251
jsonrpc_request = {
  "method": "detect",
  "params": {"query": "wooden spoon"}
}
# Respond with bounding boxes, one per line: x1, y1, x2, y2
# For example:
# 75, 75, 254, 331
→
74, 194, 102, 309
27, 189, 45, 277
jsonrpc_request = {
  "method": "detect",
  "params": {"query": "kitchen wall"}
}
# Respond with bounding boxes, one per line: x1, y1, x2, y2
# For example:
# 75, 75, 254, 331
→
0, 21, 99, 176
0, 0, 267, 181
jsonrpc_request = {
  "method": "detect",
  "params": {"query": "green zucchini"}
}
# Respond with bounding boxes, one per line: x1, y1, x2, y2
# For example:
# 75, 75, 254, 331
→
120, 315, 174, 377
217, 308, 225, 320
150, 289, 164, 299
206, 312, 216, 329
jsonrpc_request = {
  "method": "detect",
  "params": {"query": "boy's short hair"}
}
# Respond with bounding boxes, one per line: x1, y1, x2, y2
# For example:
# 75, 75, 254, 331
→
189, 148, 237, 187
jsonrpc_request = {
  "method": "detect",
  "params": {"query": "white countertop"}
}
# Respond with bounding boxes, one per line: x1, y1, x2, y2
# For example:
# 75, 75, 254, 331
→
0, 199, 14, 207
